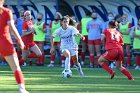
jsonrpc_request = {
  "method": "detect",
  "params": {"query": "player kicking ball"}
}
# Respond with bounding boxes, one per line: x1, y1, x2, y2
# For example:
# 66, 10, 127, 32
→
98, 20, 134, 80
50, 15, 84, 78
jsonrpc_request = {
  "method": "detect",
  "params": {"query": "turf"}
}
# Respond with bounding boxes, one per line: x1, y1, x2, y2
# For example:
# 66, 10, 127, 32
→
0, 66, 139, 93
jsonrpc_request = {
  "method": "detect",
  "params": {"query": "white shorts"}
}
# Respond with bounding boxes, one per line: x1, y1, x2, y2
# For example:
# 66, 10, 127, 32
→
61, 48, 78, 56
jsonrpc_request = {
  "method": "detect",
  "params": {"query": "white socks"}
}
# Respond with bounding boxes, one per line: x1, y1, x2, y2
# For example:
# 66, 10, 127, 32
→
65, 57, 70, 70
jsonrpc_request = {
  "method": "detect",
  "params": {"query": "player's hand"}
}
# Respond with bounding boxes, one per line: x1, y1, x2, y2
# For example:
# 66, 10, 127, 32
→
81, 36, 85, 41
19, 40, 25, 50
50, 47, 55, 55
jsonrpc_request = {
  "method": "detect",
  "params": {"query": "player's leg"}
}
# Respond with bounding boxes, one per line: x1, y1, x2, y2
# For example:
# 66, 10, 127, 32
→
48, 44, 57, 67
88, 40, 94, 68
98, 55, 115, 79
71, 51, 84, 77
80, 39, 87, 66
94, 39, 101, 67
19, 49, 28, 66
37, 42, 45, 65
5, 53, 29, 93
116, 48, 134, 80
126, 44, 131, 67
116, 60, 134, 80
62, 49, 71, 70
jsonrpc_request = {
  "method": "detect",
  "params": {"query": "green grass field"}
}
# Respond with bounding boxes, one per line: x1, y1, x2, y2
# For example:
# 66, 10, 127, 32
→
0, 66, 139, 93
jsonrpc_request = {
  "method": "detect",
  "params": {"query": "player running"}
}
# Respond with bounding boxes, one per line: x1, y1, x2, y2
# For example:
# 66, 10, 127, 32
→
50, 15, 84, 77
0, 0, 29, 92
98, 20, 134, 80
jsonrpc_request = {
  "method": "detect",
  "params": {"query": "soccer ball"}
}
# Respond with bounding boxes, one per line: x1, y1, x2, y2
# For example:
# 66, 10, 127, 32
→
62, 69, 72, 78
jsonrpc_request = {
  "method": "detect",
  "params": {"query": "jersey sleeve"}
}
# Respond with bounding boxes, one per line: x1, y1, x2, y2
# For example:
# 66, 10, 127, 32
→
72, 26, 79, 35
22, 22, 28, 31
52, 28, 60, 37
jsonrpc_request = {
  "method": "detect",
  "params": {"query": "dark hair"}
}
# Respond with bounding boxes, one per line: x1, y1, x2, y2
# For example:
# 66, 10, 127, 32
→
86, 11, 91, 16
61, 15, 75, 26
109, 20, 118, 28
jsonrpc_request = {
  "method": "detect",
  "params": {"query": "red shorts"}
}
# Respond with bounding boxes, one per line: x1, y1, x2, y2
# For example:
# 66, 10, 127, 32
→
34, 41, 45, 44
24, 42, 36, 50
102, 48, 124, 62
0, 41, 16, 56
88, 39, 101, 45
82, 36, 88, 42
54, 42, 60, 45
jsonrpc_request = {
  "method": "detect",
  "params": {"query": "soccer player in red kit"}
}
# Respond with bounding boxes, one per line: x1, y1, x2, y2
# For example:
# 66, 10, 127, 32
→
0, 0, 29, 93
19, 10, 42, 66
98, 20, 134, 80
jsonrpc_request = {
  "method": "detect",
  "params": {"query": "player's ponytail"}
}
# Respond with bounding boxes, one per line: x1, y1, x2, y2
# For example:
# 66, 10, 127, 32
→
109, 20, 118, 28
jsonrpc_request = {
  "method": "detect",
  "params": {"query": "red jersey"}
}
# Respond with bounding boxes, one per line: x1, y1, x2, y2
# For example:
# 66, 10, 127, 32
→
103, 28, 124, 50
0, 7, 13, 44
22, 20, 34, 44
0, 7, 15, 56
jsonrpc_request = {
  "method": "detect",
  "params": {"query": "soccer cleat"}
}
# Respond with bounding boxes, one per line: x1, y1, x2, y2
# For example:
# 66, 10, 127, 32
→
47, 63, 54, 67
89, 63, 94, 68
110, 71, 115, 79
134, 66, 140, 70
22, 63, 27, 67
76, 63, 84, 77
129, 78, 134, 80
19, 88, 29, 93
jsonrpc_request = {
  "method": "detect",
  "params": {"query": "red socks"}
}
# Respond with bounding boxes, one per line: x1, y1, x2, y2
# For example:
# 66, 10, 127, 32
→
50, 55, 55, 61
89, 55, 94, 65
70, 57, 73, 66
19, 59, 25, 66
127, 54, 131, 66
121, 68, 134, 80
100, 63, 114, 74
81, 52, 85, 62
40, 54, 45, 64
28, 53, 40, 58
61, 56, 65, 61
136, 55, 140, 66
14, 70, 24, 84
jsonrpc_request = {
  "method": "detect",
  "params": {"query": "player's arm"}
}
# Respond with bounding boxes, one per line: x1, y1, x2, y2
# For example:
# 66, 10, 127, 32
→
50, 28, 60, 54
7, 10, 24, 49
22, 26, 35, 36
77, 33, 85, 40
133, 28, 140, 39
38, 23, 46, 33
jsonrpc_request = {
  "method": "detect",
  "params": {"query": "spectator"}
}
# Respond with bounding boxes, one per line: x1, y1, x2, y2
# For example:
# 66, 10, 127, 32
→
119, 14, 132, 67
33, 12, 46, 66
78, 11, 91, 66
133, 19, 140, 69
86, 11, 102, 68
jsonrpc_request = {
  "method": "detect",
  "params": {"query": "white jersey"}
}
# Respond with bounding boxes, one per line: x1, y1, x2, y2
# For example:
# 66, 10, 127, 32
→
52, 26, 79, 50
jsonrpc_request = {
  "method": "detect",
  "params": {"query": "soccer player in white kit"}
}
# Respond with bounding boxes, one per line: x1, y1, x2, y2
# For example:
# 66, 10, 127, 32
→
50, 15, 84, 77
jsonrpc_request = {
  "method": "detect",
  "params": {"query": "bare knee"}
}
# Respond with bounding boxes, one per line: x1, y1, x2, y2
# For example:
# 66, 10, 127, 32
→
62, 49, 70, 57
